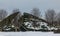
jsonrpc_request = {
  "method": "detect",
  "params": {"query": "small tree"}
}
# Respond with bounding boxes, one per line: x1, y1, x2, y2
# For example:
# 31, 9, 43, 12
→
0, 9, 7, 20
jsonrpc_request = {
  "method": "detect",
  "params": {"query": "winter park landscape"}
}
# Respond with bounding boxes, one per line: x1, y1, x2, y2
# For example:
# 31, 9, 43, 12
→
0, 11, 60, 36
0, 0, 60, 36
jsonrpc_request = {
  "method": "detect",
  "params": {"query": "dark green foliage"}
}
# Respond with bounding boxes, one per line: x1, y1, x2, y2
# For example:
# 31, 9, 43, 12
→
23, 13, 48, 23
0, 12, 51, 32
20, 24, 27, 31
0, 12, 19, 28
41, 25, 47, 29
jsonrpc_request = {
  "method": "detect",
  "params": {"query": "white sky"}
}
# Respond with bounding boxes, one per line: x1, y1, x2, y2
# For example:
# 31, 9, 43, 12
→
0, 0, 60, 15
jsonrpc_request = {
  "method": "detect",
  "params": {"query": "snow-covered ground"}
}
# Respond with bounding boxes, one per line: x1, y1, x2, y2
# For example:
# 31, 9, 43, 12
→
0, 32, 60, 36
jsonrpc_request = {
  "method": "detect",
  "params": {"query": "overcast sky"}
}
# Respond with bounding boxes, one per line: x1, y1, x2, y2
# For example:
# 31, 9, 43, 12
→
0, 0, 60, 15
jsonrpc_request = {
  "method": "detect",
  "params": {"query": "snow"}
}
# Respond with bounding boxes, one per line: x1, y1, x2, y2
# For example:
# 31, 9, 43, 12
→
0, 32, 60, 36
24, 22, 58, 30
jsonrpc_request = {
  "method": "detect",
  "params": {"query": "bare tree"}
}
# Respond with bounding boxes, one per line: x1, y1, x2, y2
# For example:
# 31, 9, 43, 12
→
0, 9, 7, 20
56, 12, 60, 28
31, 8, 41, 17
45, 9, 56, 27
